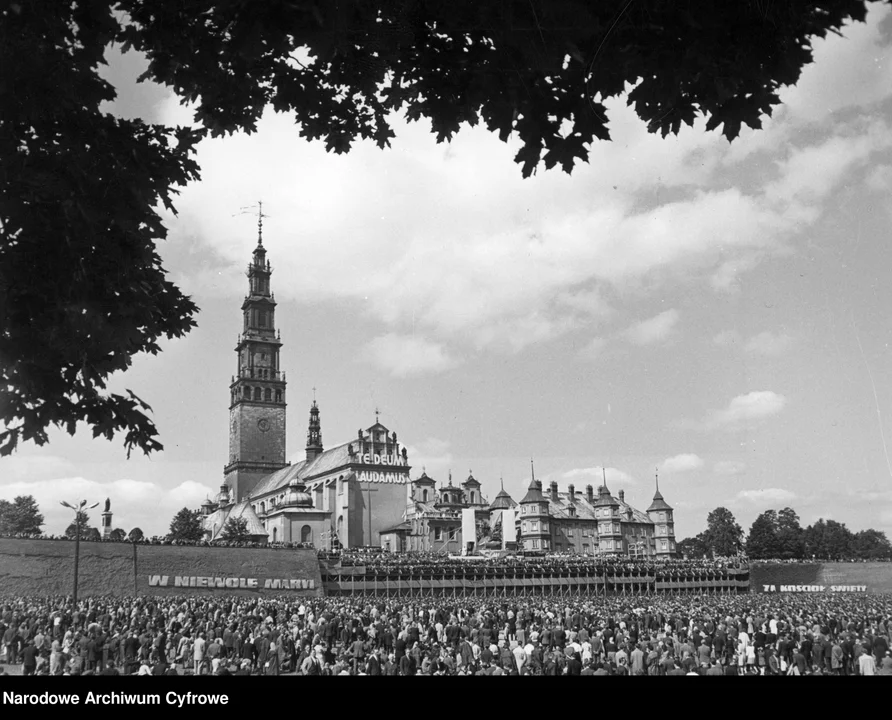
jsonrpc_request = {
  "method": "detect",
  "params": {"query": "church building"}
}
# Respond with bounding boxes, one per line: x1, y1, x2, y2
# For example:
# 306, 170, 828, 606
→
200, 232, 410, 548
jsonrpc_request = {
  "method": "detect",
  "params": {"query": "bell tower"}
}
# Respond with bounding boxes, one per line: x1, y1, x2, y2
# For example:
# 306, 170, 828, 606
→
223, 215, 288, 501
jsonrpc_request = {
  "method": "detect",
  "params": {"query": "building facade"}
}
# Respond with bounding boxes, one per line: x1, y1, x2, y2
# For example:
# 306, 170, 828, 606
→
202, 235, 410, 548
516, 471, 676, 558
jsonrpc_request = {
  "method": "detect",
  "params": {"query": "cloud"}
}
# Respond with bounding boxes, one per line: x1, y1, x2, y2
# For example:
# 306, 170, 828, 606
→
622, 309, 679, 346
706, 391, 787, 430
404, 438, 453, 481
561, 466, 637, 486
736, 488, 797, 504
662, 454, 704, 473
364, 334, 458, 377
745, 331, 792, 356
713, 330, 743, 347
0, 477, 217, 536
710, 254, 764, 293
578, 336, 607, 360
866, 165, 892, 192
714, 461, 747, 476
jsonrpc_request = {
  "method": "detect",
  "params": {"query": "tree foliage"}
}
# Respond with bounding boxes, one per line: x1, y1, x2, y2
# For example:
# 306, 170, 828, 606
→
220, 516, 250, 541
128, 527, 145, 542
0, 495, 44, 535
2, 0, 885, 453
746, 510, 780, 560
167, 507, 206, 542
64, 510, 95, 540
108, 528, 127, 542
703, 507, 744, 556
677, 535, 709, 559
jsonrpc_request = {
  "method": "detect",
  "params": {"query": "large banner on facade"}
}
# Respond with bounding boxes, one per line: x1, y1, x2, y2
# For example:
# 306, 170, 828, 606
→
501, 509, 517, 547
462, 508, 476, 554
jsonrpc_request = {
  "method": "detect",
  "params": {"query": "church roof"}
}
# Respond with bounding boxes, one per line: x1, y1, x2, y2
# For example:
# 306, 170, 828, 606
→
203, 501, 266, 541
247, 439, 367, 499
489, 488, 517, 511
647, 492, 673, 512
520, 479, 546, 504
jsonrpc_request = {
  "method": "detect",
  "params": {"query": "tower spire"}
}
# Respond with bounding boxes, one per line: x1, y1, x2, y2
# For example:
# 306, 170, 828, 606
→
602, 466, 608, 490
306, 396, 323, 461
530, 458, 535, 482
256, 200, 267, 246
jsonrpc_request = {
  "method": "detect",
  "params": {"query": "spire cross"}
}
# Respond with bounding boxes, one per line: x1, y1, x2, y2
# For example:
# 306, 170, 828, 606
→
655, 467, 660, 494
313, 386, 316, 402
375, 407, 380, 423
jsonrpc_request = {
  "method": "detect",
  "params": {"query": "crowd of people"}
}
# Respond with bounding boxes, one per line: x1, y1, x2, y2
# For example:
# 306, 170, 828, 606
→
330, 551, 748, 581
1, 589, 889, 677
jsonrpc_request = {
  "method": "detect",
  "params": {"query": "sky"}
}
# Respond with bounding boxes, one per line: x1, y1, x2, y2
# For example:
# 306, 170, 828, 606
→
4, 7, 892, 540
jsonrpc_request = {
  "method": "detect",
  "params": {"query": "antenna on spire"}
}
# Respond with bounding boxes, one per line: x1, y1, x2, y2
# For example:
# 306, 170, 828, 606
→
602, 466, 608, 489
374, 407, 380, 423
530, 458, 535, 482
655, 467, 660, 494
312, 386, 317, 402
500, 476, 504, 491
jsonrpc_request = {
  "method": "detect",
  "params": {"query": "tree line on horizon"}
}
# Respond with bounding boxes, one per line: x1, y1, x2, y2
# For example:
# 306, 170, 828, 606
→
3, 495, 890, 557
0, 496, 246, 544
678, 506, 892, 561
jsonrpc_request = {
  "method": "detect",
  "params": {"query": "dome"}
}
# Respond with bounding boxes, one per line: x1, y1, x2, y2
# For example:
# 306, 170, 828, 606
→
281, 477, 313, 508
214, 483, 232, 507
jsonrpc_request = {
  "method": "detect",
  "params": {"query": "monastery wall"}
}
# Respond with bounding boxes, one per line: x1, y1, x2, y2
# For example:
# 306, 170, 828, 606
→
0, 538, 322, 598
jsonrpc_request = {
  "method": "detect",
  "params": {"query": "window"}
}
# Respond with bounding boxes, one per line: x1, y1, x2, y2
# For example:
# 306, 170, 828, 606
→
582, 544, 589, 554
541, 522, 547, 532
522, 506, 527, 515
435, 527, 442, 541
470, 491, 476, 503
272, 527, 277, 542
659, 512, 665, 522
253, 387, 261, 401
532, 540, 540, 549
531, 521, 538, 532
301, 525, 312, 543
243, 386, 251, 398
258, 310, 267, 327
275, 390, 282, 402
661, 540, 668, 550
422, 489, 428, 503
264, 388, 272, 401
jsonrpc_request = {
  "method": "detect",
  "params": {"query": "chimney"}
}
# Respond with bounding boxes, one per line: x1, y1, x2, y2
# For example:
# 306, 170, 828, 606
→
618, 489, 625, 503
568, 484, 576, 503
586, 485, 594, 503
550, 480, 559, 502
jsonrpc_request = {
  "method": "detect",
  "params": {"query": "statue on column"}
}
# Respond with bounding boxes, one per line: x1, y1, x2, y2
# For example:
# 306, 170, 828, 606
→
104, 498, 111, 513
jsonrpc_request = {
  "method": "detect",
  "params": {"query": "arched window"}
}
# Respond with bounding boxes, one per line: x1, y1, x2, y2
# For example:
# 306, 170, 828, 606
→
337, 515, 343, 538
260, 502, 266, 514
301, 525, 312, 543
253, 387, 261, 401
470, 491, 476, 503
264, 388, 272, 401
272, 527, 277, 542
275, 390, 282, 402
258, 310, 267, 327
244, 386, 251, 398
422, 489, 428, 503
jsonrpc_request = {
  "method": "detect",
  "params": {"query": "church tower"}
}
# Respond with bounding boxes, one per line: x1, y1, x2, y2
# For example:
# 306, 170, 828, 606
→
223, 224, 288, 501
306, 399, 323, 461
647, 470, 676, 558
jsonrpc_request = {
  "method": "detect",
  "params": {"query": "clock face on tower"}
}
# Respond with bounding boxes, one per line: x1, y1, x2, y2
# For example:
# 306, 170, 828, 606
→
257, 418, 271, 433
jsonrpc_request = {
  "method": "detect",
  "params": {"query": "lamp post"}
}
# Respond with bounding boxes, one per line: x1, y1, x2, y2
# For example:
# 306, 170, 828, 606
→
60, 500, 99, 605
